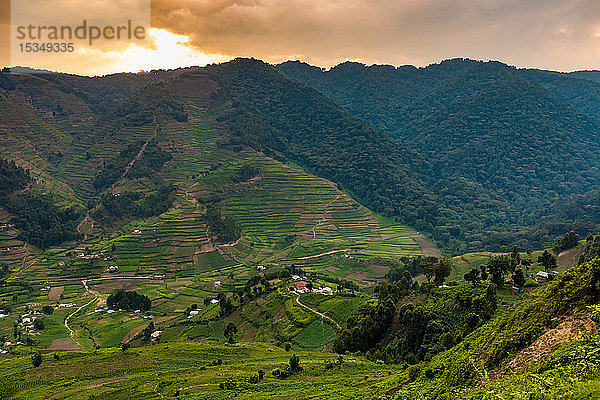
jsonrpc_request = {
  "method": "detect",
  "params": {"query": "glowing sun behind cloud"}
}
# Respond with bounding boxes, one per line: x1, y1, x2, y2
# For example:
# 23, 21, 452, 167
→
108, 28, 231, 73
71, 28, 231, 75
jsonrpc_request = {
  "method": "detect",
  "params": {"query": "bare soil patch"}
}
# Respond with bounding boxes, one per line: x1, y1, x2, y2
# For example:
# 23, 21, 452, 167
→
48, 286, 64, 301
410, 234, 442, 258
121, 324, 148, 343
557, 247, 583, 269
47, 337, 80, 352
273, 307, 286, 324
369, 264, 390, 277
347, 271, 369, 281
501, 313, 595, 375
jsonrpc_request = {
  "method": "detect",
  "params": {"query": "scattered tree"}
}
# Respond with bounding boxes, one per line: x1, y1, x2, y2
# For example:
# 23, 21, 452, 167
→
538, 250, 557, 272
513, 269, 525, 288
31, 351, 42, 367
41, 305, 54, 315
33, 318, 45, 330
464, 268, 481, 284
433, 258, 453, 286
289, 353, 302, 372
553, 231, 580, 254
224, 322, 238, 344
486, 255, 511, 286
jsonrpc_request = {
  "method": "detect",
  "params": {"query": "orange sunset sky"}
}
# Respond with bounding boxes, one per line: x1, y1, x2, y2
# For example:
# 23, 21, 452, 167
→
1, 0, 600, 76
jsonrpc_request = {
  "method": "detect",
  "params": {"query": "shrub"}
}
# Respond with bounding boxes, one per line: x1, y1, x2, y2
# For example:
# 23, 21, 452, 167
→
41, 306, 54, 315
407, 364, 421, 382
219, 378, 237, 390
33, 318, 45, 330
31, 352, 42, 367
444, 356, 479, 387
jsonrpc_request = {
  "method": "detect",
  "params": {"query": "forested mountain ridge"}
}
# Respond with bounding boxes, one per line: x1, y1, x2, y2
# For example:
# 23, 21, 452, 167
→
3, 58, 600, 254
202, 58, 439, 233
278, 59, 600, 251
0, 61, 434, 274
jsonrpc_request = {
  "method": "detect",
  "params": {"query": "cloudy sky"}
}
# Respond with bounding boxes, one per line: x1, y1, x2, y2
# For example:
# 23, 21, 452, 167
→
2, 0, 600, 75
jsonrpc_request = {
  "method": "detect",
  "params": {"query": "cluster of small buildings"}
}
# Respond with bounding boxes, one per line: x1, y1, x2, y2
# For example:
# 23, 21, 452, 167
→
107, 265, 120, 273
1, 341, 23, 354
77, 252, 103, 260
292, 280, 333, 295
94, 306, 119, 314
20, 312, 41, 332
58, 303, 76, 308
93, 307, 154, 319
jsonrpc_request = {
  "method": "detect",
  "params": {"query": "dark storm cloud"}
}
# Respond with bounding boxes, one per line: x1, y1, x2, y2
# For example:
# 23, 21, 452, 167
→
151, 0, 600, 70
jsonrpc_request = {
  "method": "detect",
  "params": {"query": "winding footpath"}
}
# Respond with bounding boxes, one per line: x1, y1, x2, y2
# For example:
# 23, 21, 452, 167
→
63, 276, 154, 349
295, 294, 341, 330
312, 194, 341, 239
295, 249, 349, 260
63, 280, 98, 349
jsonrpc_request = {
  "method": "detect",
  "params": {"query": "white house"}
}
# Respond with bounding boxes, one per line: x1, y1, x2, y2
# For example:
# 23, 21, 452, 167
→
321, 287, 333, 295
150, 330, 162, 340
536, 271, 549, 282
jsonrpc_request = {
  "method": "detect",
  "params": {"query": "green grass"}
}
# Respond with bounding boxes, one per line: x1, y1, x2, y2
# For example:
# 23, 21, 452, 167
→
292, 320, 336, 349
0, 341, 401, 399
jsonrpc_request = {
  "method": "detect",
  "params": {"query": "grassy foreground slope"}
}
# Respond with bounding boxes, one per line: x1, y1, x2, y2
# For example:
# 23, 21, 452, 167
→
2, 255, 600, 399
0, 342, 399, 399
390, 256, 600, 399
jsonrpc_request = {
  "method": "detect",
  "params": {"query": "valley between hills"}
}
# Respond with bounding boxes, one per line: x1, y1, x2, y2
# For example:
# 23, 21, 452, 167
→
1, 59, 600, 399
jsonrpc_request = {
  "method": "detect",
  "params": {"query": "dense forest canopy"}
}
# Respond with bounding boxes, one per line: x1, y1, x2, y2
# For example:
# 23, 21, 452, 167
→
277, 59, 600, 252
0, 158, 80, 249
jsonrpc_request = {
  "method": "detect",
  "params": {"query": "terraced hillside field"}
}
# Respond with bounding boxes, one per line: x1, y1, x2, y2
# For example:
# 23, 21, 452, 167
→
0, 68, 440, 358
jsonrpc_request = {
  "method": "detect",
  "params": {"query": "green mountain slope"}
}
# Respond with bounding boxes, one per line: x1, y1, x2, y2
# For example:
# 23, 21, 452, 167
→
0, 64, 433, 303
278, 59, 600, 251
2, 59, 600, 399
